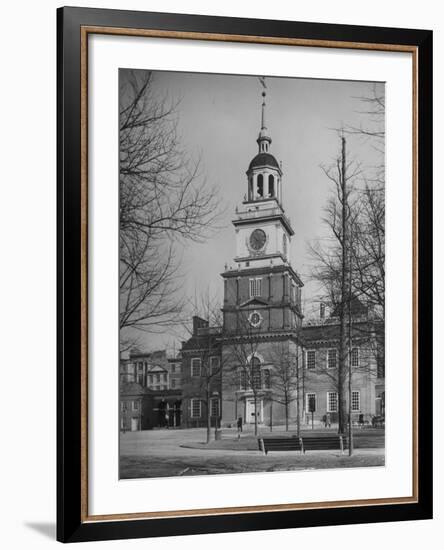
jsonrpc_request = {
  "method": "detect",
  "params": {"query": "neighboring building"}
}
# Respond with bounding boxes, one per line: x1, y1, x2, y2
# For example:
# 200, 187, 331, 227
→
119, 349, 183, 430
120, 382, 152, 431
168, 356, 182, 390
180, 90, 385, 431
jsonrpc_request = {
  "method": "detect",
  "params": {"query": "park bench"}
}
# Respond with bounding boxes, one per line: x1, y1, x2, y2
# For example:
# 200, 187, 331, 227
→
258, 435, 348, 455
302, 435, 347, 453
258, 437, 303, 455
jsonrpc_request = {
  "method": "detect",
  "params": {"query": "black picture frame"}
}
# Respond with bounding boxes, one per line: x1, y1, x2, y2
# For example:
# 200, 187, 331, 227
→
57, 6, 433, 543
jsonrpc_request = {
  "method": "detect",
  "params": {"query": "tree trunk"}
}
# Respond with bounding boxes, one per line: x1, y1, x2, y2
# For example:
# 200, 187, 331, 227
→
206, 386, 211, 444
296, 353, 300, 437
338, 135, 348, 435
285, 398, 289, 432
348, 252, 354, 456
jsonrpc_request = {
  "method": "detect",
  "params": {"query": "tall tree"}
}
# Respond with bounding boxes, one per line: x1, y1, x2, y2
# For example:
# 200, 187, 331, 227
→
309, 136, 360, 434
119, 69, 220, 344
268, 342, 303, 433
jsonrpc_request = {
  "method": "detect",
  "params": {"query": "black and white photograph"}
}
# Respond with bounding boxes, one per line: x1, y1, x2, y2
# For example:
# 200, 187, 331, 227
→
118, 69, 386, 479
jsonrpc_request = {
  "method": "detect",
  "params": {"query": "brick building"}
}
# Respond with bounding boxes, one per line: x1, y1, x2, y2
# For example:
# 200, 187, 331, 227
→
119, 349, 183, 430
180, 90, 384, 431
181, 316, 222, 429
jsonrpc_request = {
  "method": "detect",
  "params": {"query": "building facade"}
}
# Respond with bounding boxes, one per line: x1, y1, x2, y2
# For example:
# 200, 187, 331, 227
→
119, 349, 183, 430
180, 90, 385, 431
181, 316, 222, 429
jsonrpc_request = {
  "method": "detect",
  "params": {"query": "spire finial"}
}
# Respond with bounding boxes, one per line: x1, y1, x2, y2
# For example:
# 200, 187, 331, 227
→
257, 77, 271, 153
261, 90, 267, 130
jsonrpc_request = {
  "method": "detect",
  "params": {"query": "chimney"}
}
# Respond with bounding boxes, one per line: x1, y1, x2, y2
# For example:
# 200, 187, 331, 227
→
192, 316, 209, 335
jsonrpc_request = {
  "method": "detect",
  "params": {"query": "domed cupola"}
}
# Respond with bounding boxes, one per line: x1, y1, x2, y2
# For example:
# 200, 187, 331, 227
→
246, 91, 283, 205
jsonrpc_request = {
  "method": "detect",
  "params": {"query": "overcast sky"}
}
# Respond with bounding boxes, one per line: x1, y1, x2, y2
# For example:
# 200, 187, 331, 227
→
122, 69, 384, 355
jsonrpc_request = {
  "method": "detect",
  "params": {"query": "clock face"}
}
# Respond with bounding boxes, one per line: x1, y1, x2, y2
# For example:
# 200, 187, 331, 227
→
250, 229, 266, 251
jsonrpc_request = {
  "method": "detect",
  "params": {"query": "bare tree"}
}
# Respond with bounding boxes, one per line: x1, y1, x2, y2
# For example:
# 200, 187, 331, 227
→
346, 85, 385, 369
222, 309, 273, 437
119, 69, 221, 344
267, 342, 303, 433
309, 135, 361, 434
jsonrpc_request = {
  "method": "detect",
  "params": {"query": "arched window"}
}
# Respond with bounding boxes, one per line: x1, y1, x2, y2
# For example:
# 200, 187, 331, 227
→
249, 177, 253, 200
239, 369, 247, 390
268, 174, 274, 197
263, 369, 271, 389
257, 174, 264, 197
251, 356, 262, 389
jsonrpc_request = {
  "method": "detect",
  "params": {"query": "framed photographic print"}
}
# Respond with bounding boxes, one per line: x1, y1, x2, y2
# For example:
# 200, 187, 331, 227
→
57, 6, 433, 543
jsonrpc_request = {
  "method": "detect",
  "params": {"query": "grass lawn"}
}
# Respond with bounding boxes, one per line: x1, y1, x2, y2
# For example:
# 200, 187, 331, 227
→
120, 450, 385, 479
181, 429, 385, 452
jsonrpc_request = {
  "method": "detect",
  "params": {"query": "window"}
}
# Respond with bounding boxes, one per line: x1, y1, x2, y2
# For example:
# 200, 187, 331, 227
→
268, 174, 275, 197
327, 392, 338, 413
351, 347, 359, 367
120, 401, 126, 412
263, 369, 271, 389
351, 391, 360, 412
283, 234, 287, 257
163, 373, 167, 381
306, 350, 316, 370
239, 369, 247, 390
249, 278, 262, 298
210, 398, 220, 417
191, 358, 201, 377
377, 352, 385, 378
320, 302, 326, 319
306, 393, 316, 413
257, 174, 264, 197
327, 349, 337, 369
137, 374, 143, 385
251, 357, 262, 389
156, 373, 160, 382
210, 356, 220, 374
132, 400, 139, 411
171, 364, 176, 373
171, 379, 176, 388
138, 362, 143, 371
191, 399, 201, 418
149, 375, 153, 384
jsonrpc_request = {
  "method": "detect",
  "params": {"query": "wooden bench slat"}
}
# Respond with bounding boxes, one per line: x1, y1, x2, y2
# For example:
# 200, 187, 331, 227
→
258, 435, 348, 454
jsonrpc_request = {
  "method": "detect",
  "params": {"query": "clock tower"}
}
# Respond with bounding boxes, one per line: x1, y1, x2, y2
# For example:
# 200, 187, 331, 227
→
221, 90, 304, 336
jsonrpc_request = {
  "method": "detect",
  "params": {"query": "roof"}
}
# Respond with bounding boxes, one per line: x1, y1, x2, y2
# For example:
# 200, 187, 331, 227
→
302, 321, 376, 345
120, 382, 150, 396
330, 296, 368, 318
248, 152, 279, 171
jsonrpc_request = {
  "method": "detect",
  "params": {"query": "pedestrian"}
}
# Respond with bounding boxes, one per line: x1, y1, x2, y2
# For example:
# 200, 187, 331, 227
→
237, 416, 243, 438
326, 412, 331, 428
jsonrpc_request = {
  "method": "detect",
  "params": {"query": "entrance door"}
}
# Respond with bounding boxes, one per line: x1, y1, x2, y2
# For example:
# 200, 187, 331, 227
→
246, 399, 263, 424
